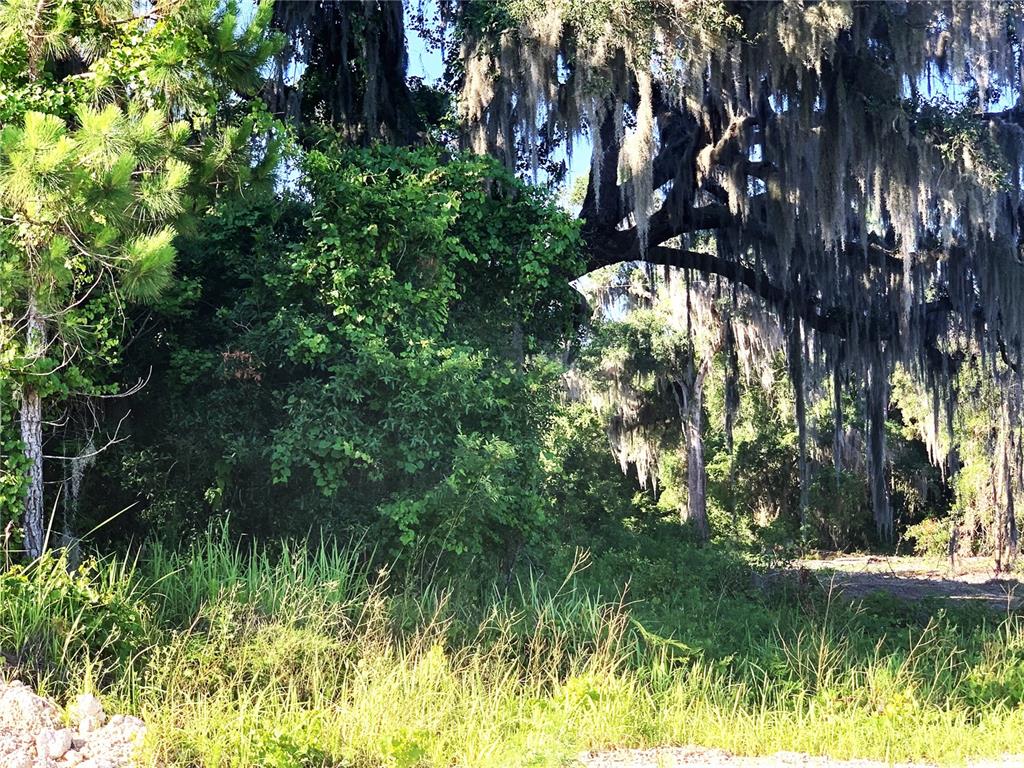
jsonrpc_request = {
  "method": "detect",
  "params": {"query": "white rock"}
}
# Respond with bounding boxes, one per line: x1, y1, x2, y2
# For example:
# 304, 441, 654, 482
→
0, 683, 140, 768
0, 750, 32, 768
120, 717, 143, 736
76, 718, 103, 736
35, 729, 72, 760
0, 733, 28, 753
68, 697, 104, 732
0, 685, 59, 731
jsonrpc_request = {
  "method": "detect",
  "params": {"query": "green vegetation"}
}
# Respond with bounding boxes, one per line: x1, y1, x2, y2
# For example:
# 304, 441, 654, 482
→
5, 528, 1024, 766
7, 2, 1024, 765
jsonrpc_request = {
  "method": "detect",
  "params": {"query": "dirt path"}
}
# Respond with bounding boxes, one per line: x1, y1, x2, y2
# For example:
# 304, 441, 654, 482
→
798, 555, 1024, 610
580, 746, 1024, 767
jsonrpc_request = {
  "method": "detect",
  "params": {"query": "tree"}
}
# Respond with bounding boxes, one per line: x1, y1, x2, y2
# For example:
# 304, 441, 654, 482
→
0, 0, 279, 557
573, 266, 779, 542
267, 0, 422, 144
440, 0, 1024, 542
43, 0, 1024, 557
81, 143, 584, 568
1, 107, 186, 556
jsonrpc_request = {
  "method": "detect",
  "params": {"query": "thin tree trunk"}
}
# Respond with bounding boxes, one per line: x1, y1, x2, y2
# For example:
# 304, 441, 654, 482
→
672, 353, 714, 542
723, 320, 739, 529
788, 320, 809, 530
684, 382, 709, 541
21, 297, 45, 559
866, 356, 892, 543
21, 38, 45, 560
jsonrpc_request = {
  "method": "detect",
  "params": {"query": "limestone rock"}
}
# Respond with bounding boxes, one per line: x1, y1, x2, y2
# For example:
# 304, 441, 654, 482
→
68, 697, 105, 734
0, 750, 33, 768
35, 728, 73, 760
0, 683, 59, 731
0, 682, 144, 768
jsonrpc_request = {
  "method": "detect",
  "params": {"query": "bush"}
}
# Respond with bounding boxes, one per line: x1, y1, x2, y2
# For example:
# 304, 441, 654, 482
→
0, 553, 151, 689
85, 144, 583, 572
905, 518, 951, 559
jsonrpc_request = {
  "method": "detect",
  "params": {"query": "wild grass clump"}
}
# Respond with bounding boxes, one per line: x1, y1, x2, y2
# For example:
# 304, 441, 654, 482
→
0, 552, 151, 692
6, 527, 1024, 765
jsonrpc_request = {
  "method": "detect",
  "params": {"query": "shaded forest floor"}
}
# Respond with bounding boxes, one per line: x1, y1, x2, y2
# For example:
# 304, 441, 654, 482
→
798, 554, 1024, 610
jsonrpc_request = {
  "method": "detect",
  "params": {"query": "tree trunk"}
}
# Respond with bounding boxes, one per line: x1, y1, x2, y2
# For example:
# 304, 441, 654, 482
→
684, 385, 709, 541
21, 298, 46, 559
672, 354, 714, 542
20, 388, 44, 558
787, 320, 809, 529
866, 356, 892, 543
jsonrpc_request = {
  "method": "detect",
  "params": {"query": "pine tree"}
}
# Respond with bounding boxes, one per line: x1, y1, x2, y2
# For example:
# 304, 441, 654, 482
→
0, 107, 187, 555
0, 0, 279, 557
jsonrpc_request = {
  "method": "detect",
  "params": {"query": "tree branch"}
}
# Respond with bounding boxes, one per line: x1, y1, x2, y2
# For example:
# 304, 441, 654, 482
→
590, 244, 951, 343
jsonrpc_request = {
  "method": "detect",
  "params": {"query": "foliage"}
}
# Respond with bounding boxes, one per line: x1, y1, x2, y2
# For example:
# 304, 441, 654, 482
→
84, 143, 582, 569
571, 289, 952, 553
0, 105, 189, 367
705, 357, 800, 538
0, 376, 28, 532
0, 0, 281, 539
540, 402, 652, 537
0, 551, 150, 689
0, 0, 1008, 584
6, 530, 1024, 765
905, 518, 952, 560
4, 5, 1024, 765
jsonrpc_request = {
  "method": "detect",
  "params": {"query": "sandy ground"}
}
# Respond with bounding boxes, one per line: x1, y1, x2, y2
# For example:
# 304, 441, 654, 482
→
797, 554, 1024, 610
579, 746, 1024, 767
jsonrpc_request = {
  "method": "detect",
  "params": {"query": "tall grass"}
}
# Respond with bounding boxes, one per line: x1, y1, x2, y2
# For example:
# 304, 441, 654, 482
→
5, 529, 1024, 765
143, 532, 371, 626
0, 552, 151, 694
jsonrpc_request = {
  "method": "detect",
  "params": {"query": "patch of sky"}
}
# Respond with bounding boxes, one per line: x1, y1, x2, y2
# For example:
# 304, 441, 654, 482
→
405, 0, 591, 210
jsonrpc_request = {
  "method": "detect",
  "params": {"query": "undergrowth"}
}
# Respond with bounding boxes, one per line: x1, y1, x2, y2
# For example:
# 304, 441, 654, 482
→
3, 526, 1024, 766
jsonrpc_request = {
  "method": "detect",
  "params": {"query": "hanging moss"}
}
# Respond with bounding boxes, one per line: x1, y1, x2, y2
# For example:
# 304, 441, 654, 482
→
453, 0, 1024, 540
269, 0, 421, 144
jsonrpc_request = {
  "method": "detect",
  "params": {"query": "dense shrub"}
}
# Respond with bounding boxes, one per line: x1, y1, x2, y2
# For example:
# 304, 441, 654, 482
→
906, 518, 952, 560
83, 144, 582, 571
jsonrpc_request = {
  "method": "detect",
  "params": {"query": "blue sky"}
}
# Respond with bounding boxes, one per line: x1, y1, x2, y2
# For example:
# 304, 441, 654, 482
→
404, 5, 591, 200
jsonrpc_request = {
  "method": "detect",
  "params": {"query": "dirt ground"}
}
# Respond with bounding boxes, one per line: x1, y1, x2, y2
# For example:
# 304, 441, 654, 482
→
797, 554, 1024, 611
579, 746, 1024, 767
581, 557, 1024, 767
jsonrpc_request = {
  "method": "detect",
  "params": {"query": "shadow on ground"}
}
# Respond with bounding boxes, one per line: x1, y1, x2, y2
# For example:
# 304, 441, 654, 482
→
796, 555, 1023, 611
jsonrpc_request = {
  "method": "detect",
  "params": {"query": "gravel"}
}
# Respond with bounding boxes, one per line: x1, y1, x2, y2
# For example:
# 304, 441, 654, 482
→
0, 682, 144, 768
